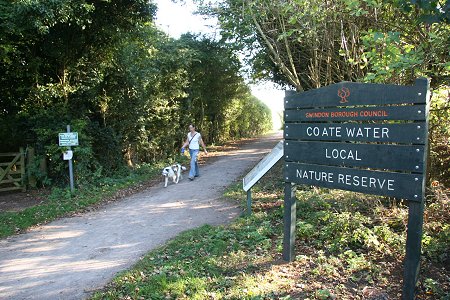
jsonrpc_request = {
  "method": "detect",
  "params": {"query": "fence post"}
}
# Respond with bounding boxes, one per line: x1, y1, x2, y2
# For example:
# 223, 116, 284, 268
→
20, 147, 26, 192
27, 147, 37, 188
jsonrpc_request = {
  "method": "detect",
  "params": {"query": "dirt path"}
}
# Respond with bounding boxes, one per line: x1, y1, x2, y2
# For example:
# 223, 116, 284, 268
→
0, 132, 282, 300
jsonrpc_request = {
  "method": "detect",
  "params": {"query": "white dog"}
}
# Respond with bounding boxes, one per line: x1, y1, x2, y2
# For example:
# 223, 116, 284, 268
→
162, 163, 186, 187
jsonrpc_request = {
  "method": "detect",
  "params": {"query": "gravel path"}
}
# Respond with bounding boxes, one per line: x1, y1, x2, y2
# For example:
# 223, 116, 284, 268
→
0, 132, 282, 300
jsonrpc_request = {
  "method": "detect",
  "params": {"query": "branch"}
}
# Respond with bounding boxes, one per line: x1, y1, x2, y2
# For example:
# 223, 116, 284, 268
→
247, 3, 304, 92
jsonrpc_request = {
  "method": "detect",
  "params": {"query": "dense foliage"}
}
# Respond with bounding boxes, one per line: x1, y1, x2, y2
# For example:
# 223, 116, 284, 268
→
0, 0, 272, 186
197, 0, 450, 186
197, 0, 449, 89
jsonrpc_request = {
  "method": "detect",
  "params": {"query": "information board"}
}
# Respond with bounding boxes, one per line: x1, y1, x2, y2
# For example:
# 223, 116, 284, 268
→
284, 79, 428, 202
282, 78, 430, 299
243, 140, 283, 192
59, 132, 79, 147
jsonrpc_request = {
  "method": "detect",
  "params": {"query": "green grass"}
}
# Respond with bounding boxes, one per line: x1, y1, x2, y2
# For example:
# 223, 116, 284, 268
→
1, 150, 447, 299
91, 162, 449, 299
91, 212, 283, 300
0, 162, 166, 238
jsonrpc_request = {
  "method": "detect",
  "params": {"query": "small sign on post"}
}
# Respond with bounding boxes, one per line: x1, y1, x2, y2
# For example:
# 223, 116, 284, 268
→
63, 150, 73, 161
59, 132, 79, 147
243, 140, 284, 192
59, 126, 78, 192
283, 78, 430, 300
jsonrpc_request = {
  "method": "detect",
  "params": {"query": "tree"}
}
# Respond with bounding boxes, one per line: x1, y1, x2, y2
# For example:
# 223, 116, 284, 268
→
101, 25, 194, 165
196, 0, 449, 90
179, 34, 249, 143
0, 0, 158, 178
197, 0, 371, 91
0, 1, 275, 186
0, 0, 155, 117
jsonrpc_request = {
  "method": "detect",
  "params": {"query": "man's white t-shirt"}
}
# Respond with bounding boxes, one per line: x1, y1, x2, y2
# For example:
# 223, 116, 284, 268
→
187, 132, 201, 150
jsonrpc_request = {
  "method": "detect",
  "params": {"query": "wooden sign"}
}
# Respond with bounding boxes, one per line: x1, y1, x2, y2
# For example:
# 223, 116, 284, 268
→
285, 141, 424, 173
285, 123, 426, 143
284, 80, 428, 201
284, 81, 424, 108
282, 78, 430, 300
285, 162, 423, 201
284, 105, 426, 122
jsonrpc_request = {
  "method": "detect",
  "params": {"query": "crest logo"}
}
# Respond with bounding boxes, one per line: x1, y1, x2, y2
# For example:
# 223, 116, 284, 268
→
337, 87, 350, 104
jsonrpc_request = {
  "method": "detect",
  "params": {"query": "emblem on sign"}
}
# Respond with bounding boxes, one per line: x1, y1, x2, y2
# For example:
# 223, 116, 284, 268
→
337, 87, 350, 104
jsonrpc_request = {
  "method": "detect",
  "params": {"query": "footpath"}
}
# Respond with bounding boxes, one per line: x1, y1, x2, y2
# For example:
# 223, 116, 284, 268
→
0, 132, 282, 300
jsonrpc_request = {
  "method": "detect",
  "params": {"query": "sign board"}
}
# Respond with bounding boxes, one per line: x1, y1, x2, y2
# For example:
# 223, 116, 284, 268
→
285, 105, 426, 122
63, 150, 73, 161
284, 79, 428, 202
285, 163, 423, 200
59, 132, 79, 147
285, 141, 424, 173
243, 140, 283, 192
284, 81, 424, 108
283, 78, 430, 299
285, 123, 426, 143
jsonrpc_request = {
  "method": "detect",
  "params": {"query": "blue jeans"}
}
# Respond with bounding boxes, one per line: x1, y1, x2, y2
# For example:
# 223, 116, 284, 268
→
189, 149, 199, 178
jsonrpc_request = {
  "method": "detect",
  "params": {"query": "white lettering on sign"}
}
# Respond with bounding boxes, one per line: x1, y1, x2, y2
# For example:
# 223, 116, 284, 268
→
296, 169, 334, 183
305, 126, 389, 139
337, 174, 394, 190
295, 168, 395, 191
306, 126, 342, 137
325, 148, 361, 161
345, 127, 389, 139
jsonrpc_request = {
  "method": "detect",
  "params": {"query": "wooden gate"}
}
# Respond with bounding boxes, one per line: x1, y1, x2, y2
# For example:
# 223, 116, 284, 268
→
0, 148, 26, 192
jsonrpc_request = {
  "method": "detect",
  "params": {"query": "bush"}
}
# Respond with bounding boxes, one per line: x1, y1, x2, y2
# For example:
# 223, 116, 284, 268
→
23, 106, 103, 186
429, 87, 450, 186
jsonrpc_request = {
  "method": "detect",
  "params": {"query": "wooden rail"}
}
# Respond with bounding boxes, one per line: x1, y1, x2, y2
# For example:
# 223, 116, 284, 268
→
0, 148, 25, 192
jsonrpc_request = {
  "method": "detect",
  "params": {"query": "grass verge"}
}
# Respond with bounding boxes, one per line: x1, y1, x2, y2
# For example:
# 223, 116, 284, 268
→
0, 134, 265, 238
91, 162, 449, 299
0, 161, 170, 238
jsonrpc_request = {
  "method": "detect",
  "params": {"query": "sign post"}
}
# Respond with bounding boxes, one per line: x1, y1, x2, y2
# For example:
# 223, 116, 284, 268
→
59, 126, 79, 193
283, 78, 430, 299
243, 140, 284, 214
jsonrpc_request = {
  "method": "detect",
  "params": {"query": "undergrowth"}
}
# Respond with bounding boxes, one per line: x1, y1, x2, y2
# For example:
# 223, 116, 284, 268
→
0, 162, 168, 238
91, 162, 449, 299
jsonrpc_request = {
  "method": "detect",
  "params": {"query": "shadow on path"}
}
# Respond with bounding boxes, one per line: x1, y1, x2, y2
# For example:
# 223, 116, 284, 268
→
0, 132, 282, 300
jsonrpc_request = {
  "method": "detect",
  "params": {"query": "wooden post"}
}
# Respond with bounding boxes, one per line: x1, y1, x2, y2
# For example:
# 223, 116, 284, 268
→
20, 147, 26, 192
247, 189, 252, 215
283, 182, 296, 261
403, 201, 425, 299
27, 147, 37, 188
402, 78, 430, 299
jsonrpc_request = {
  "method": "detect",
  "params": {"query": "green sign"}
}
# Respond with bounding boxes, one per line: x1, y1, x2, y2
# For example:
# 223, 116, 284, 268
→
59, 132, 79, 147
282, 78, 430, 300
284, 79, 428, 201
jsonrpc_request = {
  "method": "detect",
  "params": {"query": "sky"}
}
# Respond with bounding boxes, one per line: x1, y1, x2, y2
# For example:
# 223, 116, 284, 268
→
155, 0, 284, 129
